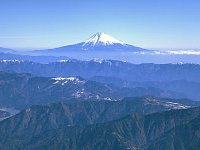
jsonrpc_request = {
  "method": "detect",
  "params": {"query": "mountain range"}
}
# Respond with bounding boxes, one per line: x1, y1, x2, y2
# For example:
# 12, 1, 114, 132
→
1, 59, 200, 82
2, 60, 200, 101
0, 71, 189, 109
1, 32, 200, 149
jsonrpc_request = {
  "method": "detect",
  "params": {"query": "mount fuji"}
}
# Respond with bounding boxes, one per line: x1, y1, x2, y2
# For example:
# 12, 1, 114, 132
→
33, 32, 150, 55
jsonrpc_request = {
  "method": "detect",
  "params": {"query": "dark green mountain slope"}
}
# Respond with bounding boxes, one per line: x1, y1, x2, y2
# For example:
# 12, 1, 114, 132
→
0, 101, 200, 150
147, 113, 200, 150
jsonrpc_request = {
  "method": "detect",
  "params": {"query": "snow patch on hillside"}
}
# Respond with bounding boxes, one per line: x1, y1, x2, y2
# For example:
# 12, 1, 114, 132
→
0, 60, 24, 63
144, 97, 191, 110
52, 77, 85, 85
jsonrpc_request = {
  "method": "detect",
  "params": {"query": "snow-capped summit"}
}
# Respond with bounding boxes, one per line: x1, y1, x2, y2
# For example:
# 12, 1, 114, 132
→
80, 32, 148, 51
82, 32, 124, 47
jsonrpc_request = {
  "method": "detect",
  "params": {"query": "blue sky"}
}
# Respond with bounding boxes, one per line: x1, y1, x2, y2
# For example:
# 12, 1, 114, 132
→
0, 0, 200, 50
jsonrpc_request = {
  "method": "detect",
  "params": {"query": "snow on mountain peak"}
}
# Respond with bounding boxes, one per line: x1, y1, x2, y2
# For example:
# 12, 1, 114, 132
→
82, 32, 124, 48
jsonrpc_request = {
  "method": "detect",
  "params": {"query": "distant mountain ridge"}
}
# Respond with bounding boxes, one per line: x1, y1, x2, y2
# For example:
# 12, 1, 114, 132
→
0, 47, 15, 53
0, 53, 70, 63
91, 76, 200, 101
0, 59, 200, 82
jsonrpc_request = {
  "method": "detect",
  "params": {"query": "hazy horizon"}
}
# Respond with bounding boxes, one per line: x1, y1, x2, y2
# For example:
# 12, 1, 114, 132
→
1, 32, 200, 51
